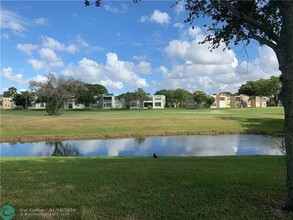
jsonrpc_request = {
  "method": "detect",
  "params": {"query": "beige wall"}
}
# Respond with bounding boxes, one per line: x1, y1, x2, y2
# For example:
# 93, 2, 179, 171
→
0, 97, 12, 109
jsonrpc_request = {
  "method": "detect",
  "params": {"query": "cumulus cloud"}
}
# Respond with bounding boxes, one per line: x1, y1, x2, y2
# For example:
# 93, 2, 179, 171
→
27, 59, 46, 71
39, 48, 60, 62
162, 26, 280, 94
66, 57, 123, 90
135, 61, 152, 74
1, 67, 24, 84
140, 10, 170, 25
61, 53, 150, 91
17, 43, 39, 55
38, 48, 64, 67
173, 0, 185, 16
42, 36, 79, 54
105, 53, 149, 88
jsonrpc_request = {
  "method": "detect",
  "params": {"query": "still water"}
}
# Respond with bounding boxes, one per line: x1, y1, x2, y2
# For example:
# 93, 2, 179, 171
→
0, 135, 283, 157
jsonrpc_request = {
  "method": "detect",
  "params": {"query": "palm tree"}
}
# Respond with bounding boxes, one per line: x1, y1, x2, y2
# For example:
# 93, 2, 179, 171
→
135, 88, 148, 111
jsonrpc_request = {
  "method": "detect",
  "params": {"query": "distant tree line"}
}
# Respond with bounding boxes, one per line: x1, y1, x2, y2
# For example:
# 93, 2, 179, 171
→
237, 76, 281, 106
1, 73, 281, 115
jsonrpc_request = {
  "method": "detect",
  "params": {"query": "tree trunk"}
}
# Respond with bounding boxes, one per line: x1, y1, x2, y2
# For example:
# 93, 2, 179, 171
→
276, 2, 293, 211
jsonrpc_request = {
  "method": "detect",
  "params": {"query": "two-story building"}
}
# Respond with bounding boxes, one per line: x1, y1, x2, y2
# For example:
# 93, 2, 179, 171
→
0, 97, 13, 110
210, 94, 231, 108
143, 95, 166, 109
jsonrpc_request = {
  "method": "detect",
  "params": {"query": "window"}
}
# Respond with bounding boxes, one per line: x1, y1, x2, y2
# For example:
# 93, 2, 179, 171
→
155, 102, 161, 107
104, 103, 112, 108
220, 97, 225, 101
154, 96, 161, 100
104, 97, 112, 101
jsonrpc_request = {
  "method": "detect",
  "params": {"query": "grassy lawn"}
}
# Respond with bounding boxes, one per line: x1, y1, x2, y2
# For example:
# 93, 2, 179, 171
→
0, 107, 284, 142
1, 107, 288, 219
0, 156, 290, 219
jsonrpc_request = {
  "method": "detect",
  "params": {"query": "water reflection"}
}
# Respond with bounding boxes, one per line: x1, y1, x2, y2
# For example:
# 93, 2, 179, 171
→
50, 142, 82, 157
0, 135, 283, 157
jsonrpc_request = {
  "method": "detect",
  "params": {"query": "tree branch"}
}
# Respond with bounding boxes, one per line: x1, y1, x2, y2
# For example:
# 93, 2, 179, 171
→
220, 1, 280, 44
249, 31, 277, 50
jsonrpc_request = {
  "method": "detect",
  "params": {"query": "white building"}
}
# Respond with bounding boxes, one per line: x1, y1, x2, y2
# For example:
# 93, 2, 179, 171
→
143, 95, 166, 109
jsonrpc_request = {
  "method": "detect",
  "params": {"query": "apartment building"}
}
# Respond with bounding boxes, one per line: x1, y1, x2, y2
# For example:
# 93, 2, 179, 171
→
99, 94, 123, 109
143, 95, 166, 109
210, 94, 231, 108
0, 97, 13, 110
211, 94, 267, 108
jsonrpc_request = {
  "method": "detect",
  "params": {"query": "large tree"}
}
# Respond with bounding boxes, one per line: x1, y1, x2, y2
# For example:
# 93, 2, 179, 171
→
184, 0, 293, 210
135, 88, 149, 110
88, 0, 293, 210
75, 83, 107, 108
238, 76, 281, 105
13, 91, 32, 110
117, 92, 137, 109
155, 89, 191, 107
3, 87, 17, 98
29, 73, 85, 115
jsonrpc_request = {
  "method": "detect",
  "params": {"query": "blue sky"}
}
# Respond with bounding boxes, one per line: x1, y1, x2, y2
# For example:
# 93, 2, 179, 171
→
1, 1, 281, 95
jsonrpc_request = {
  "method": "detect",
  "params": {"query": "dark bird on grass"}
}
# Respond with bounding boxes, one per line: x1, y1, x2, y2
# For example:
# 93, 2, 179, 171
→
153, 153, 158, 158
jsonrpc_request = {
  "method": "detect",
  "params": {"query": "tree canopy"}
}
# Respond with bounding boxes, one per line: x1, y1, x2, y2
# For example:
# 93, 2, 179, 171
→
75, 83, 108, 108
29, 73, 85, 115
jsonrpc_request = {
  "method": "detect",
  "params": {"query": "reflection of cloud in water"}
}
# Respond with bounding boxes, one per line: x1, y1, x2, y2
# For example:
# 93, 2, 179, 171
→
106, 139, 135, 156
1, 135, 284, 157
64, 140, 102, 155
158, 135, 238, 156
31, 142, 53, 156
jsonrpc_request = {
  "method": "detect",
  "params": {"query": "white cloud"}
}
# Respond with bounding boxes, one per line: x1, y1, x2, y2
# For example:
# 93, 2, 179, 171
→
76, 35, 89, 47
61, 53, 150, 91
42, 36, 65, 51
42, 36, 79, 54
133, 55, 147, 61
66, 44, 79, 54
27, 59, 46, 71
38, 48, 64, 67
28, 74, 47, 83
165, 39, 236, 65
104, 4, 127, 14
105, 53, 149, 88
173, 22, 185, 29
39, 48, 60, 62
140, 10, 170, 25
173, 0, 185, 15
100, 79, 123, 90
73, 57, 124, 90
162, 26, 280, 94
17, 43, 39, 55
1, 67, 24, 84
135, 61, 152, 74
0, 8, 29, 34
150, 10, 170, 25
33, 17, 49, 26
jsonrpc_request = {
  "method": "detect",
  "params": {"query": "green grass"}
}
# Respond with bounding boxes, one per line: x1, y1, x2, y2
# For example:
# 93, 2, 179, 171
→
0, 156, 290, 219
0, 107, 284, 142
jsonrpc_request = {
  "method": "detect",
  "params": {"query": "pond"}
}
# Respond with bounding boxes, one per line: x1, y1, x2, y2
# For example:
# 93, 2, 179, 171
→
0, 135, 283, 157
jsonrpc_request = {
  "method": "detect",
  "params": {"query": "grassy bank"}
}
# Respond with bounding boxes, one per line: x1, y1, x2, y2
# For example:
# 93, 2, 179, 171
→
0, 107, 284, 142
0, 156, 290, 219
